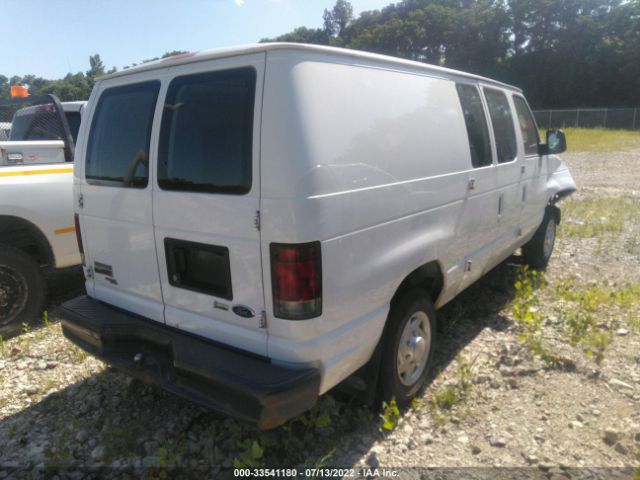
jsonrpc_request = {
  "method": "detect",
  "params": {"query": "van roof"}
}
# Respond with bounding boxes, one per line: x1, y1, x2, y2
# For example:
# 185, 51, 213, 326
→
99, 43, 521, 92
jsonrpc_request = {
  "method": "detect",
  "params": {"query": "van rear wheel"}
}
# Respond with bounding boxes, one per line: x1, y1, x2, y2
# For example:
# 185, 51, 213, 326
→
0, 245, 46, 338
522, 212, 556, 270
380, 289, 436, 405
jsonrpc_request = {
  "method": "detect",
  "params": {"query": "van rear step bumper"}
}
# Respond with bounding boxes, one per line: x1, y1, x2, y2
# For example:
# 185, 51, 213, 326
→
59, 295, 320, 429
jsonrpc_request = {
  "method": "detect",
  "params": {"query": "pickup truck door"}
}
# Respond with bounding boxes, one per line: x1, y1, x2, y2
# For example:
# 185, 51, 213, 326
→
152, 54, 267, 356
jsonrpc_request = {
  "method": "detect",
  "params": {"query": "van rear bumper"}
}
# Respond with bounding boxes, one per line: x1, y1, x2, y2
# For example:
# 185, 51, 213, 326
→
59, 295, 320, 429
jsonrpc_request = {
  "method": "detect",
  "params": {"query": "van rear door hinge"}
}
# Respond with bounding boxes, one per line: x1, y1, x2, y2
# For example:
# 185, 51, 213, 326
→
254, 210, 261, 231
78, 193, 84, 209
259, 310, 267, 329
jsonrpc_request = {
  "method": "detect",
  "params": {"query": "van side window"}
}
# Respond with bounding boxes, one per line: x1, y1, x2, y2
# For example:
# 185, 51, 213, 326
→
158, 67, 256, 195
484, 88, 518, 163
513, 96, 540, 156
86, 81, 160, 188
455, 84, 492, 168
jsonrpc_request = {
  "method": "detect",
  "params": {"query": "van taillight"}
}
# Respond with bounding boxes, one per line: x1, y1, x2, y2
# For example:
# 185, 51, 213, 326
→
270, 242, 322, 320
74, 213, 85, 265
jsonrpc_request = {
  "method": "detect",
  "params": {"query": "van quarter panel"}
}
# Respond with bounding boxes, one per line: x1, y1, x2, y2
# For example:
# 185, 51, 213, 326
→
261, 51, 473, 391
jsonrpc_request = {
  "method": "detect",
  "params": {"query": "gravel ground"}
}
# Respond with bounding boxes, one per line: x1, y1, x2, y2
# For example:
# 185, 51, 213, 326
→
0, 150, 639, 479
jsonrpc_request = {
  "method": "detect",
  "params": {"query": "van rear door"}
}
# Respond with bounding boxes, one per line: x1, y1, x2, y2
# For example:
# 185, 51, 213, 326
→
79, 79, 164, 322
152, 54, 267, 355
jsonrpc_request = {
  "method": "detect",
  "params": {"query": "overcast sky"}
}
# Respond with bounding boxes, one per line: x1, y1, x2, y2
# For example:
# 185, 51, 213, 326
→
3, 0, 391, 79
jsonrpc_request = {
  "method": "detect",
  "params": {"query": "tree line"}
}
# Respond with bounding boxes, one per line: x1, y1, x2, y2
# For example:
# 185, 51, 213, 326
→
0, 51, 187, 102
263, 0, 640, 109
2, 0, 638, 108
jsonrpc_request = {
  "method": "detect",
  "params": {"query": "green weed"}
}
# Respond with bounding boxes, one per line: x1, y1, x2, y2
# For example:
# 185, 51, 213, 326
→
379, 398, 400, 431
428, 353, 475, 424
314, 447, 336, 468
551, 278, 640, 362
70, 345, 87, 364
43, 428, 72, 475
233, 439, 265, 468
512, 267, 561, 365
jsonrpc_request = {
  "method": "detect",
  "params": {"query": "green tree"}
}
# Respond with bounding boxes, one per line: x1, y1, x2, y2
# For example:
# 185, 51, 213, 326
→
0, 75, 10, 100
323, 0, 354, 37
86, 54, 105, 87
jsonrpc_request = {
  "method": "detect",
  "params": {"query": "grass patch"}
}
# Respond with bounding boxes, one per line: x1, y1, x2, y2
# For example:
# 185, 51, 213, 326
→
552, 277, 640, 335
558, 194, 639, 239
546, 128, 640, 152
429, 353, 475, 424
70, 345, 88, 364
514, 267, 640, 365
512, 267, 563, 366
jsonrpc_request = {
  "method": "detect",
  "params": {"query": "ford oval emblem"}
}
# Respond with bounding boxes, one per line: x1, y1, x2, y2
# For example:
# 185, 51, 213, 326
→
232, 305, 255, 318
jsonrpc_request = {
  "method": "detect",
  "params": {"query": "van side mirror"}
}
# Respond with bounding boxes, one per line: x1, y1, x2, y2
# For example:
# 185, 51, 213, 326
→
538, 129, 567, 156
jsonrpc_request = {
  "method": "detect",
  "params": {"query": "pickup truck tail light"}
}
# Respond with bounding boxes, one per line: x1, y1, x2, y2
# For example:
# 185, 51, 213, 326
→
270, 242, 322, 320
74, 213, 85, 265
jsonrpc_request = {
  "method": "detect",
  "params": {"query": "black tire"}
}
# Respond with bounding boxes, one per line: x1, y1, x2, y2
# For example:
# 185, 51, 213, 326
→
0, 245, 46, 338
379, 289, 436, 405
522, 211, 557, 270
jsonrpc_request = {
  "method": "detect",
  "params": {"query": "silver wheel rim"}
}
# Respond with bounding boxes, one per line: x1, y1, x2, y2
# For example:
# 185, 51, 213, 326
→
396, 311, 431, 386
543, 218, 556, 260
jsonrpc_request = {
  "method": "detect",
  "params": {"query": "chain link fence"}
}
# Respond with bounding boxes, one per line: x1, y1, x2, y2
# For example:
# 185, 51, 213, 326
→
533, 108, 640, 131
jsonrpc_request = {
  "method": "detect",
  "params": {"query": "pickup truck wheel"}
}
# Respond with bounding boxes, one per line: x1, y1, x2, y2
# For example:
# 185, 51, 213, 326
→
380, 289, 436, 405
522, 213, 556, 270
0, 246, 46, 337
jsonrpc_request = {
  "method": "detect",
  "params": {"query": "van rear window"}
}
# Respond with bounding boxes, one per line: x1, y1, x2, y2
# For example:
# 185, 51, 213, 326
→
158, 67, 256, 195
86, 81, 160, 188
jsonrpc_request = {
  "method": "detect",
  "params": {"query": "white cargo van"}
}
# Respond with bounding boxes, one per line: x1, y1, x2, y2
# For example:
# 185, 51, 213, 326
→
60, 43, 575, 428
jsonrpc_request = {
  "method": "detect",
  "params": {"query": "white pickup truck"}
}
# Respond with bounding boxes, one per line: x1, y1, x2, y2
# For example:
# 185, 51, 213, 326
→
0, 95, 85, 337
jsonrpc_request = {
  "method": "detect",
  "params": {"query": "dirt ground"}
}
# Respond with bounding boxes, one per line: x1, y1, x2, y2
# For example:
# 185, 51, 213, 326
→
0, 149, 638, 479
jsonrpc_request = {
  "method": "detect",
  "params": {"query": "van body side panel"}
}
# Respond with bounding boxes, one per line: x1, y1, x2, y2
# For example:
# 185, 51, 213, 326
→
261, 52, 473, 392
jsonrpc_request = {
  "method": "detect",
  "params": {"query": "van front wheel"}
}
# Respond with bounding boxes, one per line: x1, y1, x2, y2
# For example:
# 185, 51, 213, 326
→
380, 289, 436, 405
522, 213, 557, 270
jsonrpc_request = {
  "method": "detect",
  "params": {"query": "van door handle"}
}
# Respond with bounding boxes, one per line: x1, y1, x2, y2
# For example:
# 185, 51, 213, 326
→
498, 195, 503, 216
